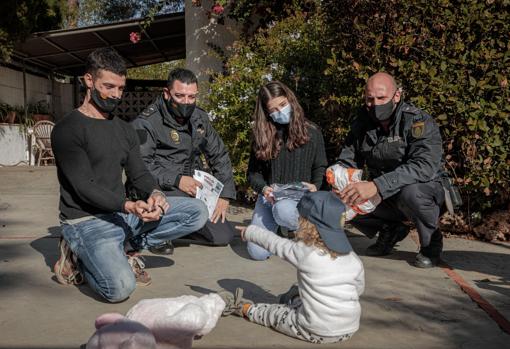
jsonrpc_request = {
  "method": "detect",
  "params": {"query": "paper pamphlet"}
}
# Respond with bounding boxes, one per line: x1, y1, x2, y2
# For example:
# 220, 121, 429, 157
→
193, 170, 224, 220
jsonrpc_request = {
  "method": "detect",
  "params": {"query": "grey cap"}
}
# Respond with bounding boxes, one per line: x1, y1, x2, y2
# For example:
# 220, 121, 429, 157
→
297, 191, 352, 254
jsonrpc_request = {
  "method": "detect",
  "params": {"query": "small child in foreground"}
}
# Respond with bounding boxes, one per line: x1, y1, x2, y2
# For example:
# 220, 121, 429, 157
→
221, 191, 365, 344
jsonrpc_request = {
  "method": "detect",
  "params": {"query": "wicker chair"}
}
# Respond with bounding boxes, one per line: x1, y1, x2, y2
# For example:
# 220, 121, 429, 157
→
33, 120, 55, 166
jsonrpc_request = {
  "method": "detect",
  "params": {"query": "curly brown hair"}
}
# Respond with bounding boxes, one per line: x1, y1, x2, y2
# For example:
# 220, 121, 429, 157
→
295, 217, 341, 259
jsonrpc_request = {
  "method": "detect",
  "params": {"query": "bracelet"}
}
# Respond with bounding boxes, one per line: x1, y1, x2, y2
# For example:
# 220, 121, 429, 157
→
151, 189, 166, 198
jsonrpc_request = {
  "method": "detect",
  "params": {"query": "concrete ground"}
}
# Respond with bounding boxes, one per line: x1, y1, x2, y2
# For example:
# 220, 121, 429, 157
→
0, 166, 508, 349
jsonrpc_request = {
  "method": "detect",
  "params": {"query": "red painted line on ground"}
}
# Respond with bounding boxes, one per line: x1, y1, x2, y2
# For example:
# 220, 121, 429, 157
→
408, 229, 510, 334
441, 263, 510, 334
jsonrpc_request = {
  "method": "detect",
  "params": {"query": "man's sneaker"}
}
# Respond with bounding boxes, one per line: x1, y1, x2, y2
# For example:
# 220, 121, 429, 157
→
414, 229, 443, 268
148, 241, 174, 255
127, 252, 152, 286
278, 284, 300, 305
218, 287, 252, 317
366, 223, 409, 256
54, 237, 84, 285
414, 252, 440, 268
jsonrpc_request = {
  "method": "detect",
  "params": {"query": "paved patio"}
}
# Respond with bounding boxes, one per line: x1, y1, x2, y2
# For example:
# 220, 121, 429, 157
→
0, 167, 508, 348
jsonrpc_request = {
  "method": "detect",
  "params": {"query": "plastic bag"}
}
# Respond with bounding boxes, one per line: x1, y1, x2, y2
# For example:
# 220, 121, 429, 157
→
326, 164, 381, 221
271, 182, 310, 202
126, 293, 225, 343
87, 293, 225, 349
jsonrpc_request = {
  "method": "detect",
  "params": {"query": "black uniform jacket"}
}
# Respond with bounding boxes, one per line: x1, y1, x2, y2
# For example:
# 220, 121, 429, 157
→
132, 95, 236, 200
337, 101, 444, 200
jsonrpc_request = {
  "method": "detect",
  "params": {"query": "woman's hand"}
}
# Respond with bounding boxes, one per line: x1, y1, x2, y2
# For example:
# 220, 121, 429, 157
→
302, 182, 317, 192
262, 186, 275, 204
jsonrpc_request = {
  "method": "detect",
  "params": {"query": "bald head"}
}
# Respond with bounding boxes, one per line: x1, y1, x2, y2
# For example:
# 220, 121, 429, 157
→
364, 72, 401, 109
366, 72, 397, 94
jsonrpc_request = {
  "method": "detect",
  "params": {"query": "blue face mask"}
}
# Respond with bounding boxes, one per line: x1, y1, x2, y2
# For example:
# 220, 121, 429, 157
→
269, 104, 292, 124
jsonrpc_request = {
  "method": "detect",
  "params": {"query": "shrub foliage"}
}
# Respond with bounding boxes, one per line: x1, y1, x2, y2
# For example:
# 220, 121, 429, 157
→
206, 0, 510, 213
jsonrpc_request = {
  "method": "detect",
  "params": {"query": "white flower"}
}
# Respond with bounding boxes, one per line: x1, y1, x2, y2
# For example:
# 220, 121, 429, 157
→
262, 73, 273, 81
246, 52, 254, 59
289, 32, 301, 40
270, 63, 279, 71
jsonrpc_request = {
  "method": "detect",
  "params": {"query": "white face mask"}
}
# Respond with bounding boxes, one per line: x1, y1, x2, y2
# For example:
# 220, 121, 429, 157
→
269, 104, 292, 124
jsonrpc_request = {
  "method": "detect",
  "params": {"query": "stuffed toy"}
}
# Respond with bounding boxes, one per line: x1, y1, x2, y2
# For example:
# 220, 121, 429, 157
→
86, 293, 226, 349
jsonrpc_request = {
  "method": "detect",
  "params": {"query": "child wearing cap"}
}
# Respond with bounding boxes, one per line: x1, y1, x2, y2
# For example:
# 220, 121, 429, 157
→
220, 191, 365, 344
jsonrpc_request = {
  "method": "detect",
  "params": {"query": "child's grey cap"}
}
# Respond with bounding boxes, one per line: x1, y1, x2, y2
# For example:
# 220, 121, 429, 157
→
297, 191, 352, 254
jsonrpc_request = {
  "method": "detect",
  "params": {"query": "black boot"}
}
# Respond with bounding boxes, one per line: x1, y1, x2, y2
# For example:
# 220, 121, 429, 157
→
149, 241, 174, 255
366, 223, 409, 256
414, 229, 442, 268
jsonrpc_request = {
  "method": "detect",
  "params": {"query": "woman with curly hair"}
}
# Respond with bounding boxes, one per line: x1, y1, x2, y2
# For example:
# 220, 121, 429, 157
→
247, 80, 327, 260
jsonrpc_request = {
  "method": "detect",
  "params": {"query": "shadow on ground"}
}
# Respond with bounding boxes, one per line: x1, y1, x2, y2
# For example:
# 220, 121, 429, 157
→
443, 250, 510, 298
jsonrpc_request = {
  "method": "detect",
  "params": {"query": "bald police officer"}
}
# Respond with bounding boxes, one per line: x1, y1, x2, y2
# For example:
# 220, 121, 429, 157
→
336, 72, 445, 268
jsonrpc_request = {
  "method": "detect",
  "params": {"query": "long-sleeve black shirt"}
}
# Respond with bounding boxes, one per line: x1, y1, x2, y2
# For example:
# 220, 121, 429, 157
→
247, 123, 327, 193
51, 110, 158, 220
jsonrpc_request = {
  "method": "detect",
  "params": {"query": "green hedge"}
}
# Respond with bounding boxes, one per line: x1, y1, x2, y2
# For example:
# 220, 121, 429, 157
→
206, 0, 510, 213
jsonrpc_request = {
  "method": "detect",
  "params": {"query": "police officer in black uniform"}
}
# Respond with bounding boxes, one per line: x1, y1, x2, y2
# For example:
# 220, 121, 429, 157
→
335, 72, 445, 268
131, 68, 236, 251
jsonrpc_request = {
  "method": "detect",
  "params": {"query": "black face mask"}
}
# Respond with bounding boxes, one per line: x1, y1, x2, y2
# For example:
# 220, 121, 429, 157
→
91, 87, 121, 114
167, 98, 196, 120
368, 98, 395, 122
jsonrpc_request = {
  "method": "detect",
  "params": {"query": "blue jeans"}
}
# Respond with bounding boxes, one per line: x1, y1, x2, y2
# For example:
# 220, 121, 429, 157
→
61, 197, 208, 302
247, 195, 300, 260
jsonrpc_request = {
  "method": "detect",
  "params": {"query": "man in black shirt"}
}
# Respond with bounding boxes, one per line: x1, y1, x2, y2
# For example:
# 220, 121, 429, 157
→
51, 48, 208, 302
131, 68, 236, 246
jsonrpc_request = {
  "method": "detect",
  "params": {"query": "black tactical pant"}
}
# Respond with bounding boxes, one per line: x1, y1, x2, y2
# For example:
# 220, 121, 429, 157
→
351, 181, 445, 248
164, 189, 235, 246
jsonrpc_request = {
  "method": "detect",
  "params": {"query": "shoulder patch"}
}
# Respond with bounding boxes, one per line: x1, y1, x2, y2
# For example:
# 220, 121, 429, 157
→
140, 104, 157, 118
402, 104, 421, 115
411, 121, 426, 138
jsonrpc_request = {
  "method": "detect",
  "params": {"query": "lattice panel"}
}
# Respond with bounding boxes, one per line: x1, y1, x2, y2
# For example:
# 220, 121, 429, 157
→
79, 91, 159, 120
113, 91, 159, 120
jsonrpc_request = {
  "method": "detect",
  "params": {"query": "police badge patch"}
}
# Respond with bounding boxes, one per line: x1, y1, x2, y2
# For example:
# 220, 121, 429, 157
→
170, 129, 180, 144
411, 121, 425, 138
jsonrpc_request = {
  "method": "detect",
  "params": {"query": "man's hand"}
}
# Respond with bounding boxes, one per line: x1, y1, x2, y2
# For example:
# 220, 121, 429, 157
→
235, 225, 247, 241
263, 186, 274, 204
147, 192, 170, 215
124, 199, 165, 222
124, 200, 161, 222
340, 181, 378, 206
211, 198, 229, 223
178, 176, 203, 197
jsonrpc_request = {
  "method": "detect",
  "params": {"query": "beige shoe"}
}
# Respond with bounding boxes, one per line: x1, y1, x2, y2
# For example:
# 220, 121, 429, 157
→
127, 252, 152, 286
53, 237, 84, 285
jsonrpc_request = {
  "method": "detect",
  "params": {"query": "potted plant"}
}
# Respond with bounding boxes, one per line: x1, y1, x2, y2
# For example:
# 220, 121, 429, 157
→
0, 102, 17, 124
27, 100, 53, 122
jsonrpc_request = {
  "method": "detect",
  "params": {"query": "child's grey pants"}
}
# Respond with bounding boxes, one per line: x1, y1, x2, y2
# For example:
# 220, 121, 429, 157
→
246, 302, 353, 344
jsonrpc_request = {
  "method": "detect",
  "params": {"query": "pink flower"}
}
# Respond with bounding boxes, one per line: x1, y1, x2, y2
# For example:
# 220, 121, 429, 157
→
129, 32, 141, 44
211, 3, 224, 15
